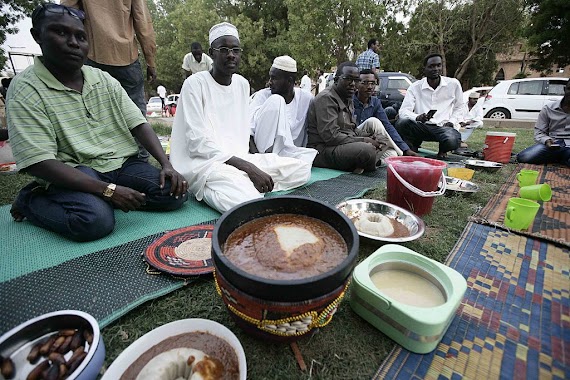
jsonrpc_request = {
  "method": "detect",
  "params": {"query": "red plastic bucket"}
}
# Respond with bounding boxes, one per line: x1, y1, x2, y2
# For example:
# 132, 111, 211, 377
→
483, 132, 516, 163
385, 157, 447, 216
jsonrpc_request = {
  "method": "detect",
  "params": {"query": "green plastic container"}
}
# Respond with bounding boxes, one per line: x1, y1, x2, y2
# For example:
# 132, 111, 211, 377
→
350, 244, 467, 354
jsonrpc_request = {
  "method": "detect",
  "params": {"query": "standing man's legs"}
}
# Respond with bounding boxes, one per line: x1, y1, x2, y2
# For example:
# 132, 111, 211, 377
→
85, 59, 150, 160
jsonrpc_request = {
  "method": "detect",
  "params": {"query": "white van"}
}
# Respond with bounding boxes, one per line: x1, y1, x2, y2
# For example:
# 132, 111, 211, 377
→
482, 77, 567, 120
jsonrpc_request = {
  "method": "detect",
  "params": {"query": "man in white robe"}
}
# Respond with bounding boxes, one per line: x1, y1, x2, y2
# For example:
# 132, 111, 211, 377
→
458, 92, 484, 146
170, 23, 312, 213
249, 55, 317, 164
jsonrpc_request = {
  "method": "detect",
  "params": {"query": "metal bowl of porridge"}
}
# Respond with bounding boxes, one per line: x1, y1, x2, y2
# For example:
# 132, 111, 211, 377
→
336, 199, 425, 243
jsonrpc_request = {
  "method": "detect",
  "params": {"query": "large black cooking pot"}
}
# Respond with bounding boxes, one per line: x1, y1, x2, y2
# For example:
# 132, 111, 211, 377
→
212, 196, 359, 302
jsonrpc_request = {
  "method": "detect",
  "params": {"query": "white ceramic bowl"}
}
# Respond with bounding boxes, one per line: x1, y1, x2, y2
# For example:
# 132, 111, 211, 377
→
101, 319, 247, 380
336, 199, 425, 243
0, 310, 105, 380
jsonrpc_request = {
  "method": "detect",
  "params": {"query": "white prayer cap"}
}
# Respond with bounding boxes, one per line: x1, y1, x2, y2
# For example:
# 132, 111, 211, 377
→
209, 22, 239, 45
271, 55, 297, 73
468, 92, 480, 99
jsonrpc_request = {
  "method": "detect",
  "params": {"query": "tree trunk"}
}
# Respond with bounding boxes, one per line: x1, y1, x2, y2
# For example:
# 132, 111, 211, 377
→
454, 44, 478, 80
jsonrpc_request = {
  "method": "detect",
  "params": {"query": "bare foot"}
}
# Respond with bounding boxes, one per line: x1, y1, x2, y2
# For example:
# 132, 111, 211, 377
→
10, 203, 25, 222
436, 152, 447, 159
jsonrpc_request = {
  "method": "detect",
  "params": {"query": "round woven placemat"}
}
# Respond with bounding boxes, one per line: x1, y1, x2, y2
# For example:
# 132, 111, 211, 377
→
145, 225, 215, 276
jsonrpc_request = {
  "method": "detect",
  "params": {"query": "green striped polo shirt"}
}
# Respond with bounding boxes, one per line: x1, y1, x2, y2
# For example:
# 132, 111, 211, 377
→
6, 57, 146, 174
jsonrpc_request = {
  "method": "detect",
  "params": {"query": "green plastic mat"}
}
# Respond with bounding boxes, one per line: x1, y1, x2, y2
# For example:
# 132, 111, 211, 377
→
0, 198, 220, 282
0, 166, 387, 334
0, 167, 344, 282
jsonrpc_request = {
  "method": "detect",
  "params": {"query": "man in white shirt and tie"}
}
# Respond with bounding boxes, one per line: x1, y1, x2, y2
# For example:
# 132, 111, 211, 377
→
395, 53, 463, 158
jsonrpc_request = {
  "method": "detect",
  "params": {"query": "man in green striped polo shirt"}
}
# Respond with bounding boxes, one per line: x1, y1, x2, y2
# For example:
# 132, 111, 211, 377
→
6, 3, 188, 242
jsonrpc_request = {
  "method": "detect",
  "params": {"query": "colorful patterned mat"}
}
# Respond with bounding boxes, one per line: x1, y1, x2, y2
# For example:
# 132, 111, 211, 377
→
0, 167, 387, 334
472, 163, 570, 247
374, 222, 570, 380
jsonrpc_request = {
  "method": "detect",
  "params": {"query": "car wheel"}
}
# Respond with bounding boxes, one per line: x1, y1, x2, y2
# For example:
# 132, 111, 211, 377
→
485, 108, 511, 119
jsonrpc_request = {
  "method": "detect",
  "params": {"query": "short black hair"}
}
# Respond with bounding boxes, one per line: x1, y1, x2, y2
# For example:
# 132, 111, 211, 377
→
367, 39, 378, 49
359, 69, 374, 76
191, 42, 202, 50
335, 62, 358, 78
423, 53, 443, 67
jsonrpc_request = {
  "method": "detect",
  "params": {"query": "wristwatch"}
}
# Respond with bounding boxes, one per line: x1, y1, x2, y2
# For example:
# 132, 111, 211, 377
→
103, 183, 116, 199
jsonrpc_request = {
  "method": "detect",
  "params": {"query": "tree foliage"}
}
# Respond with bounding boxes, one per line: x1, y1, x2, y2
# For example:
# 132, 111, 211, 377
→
392, 0, 523, 86
140, 0, 527, 93
525, 0, 570, 72
1, 0, 45, 71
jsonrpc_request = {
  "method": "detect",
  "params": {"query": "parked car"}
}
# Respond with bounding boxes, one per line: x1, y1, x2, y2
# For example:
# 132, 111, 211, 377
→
146, 96, 163, 117
166, 94, 179, 106
482, 77, 567, 120
376, 72, 417, 109
463, 86, 493, 102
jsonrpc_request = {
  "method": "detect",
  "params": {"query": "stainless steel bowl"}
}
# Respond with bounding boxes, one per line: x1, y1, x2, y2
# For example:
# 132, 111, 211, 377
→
336, 199, 425, 243
444, 176, 480, 196
0, 310, 105, 380
463, 159, 503, 172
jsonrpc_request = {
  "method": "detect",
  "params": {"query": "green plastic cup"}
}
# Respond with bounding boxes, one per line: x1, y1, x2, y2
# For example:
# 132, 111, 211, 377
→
504, 197, 540, 230
516, 169, 539, 187
519, 183, 552, 202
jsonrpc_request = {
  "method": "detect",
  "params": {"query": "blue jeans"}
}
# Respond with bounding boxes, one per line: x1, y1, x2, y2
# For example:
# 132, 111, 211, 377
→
517, 144, 570, 166
14, 157, 187, 242
85, 58, 149, 160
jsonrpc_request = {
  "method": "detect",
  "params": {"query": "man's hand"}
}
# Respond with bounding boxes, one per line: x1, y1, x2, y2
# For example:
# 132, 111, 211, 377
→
363, 137, 382, 149
443, 122, 454, 128
110, 185, 147, 212
416, 113, 430, 123
225, 156, 274, 193
159, 162, 188, 198
10, 203, 25, 222
147, 66, 157, 83
244, 162, 274, 193
403, 149, 419, 156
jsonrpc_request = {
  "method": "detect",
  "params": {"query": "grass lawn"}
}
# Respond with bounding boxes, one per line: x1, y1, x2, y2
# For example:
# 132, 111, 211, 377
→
0, 126, 535, 379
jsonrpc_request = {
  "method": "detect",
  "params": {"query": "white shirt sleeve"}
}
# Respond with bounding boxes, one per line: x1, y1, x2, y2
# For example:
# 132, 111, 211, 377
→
181, 54, 191, 71
448, 79, 465, 127
249, 89, 270, 135
399, 81, 420, 121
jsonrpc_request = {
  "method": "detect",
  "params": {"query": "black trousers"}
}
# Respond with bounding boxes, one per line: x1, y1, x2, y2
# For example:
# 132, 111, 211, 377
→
395, 118, 461, 153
